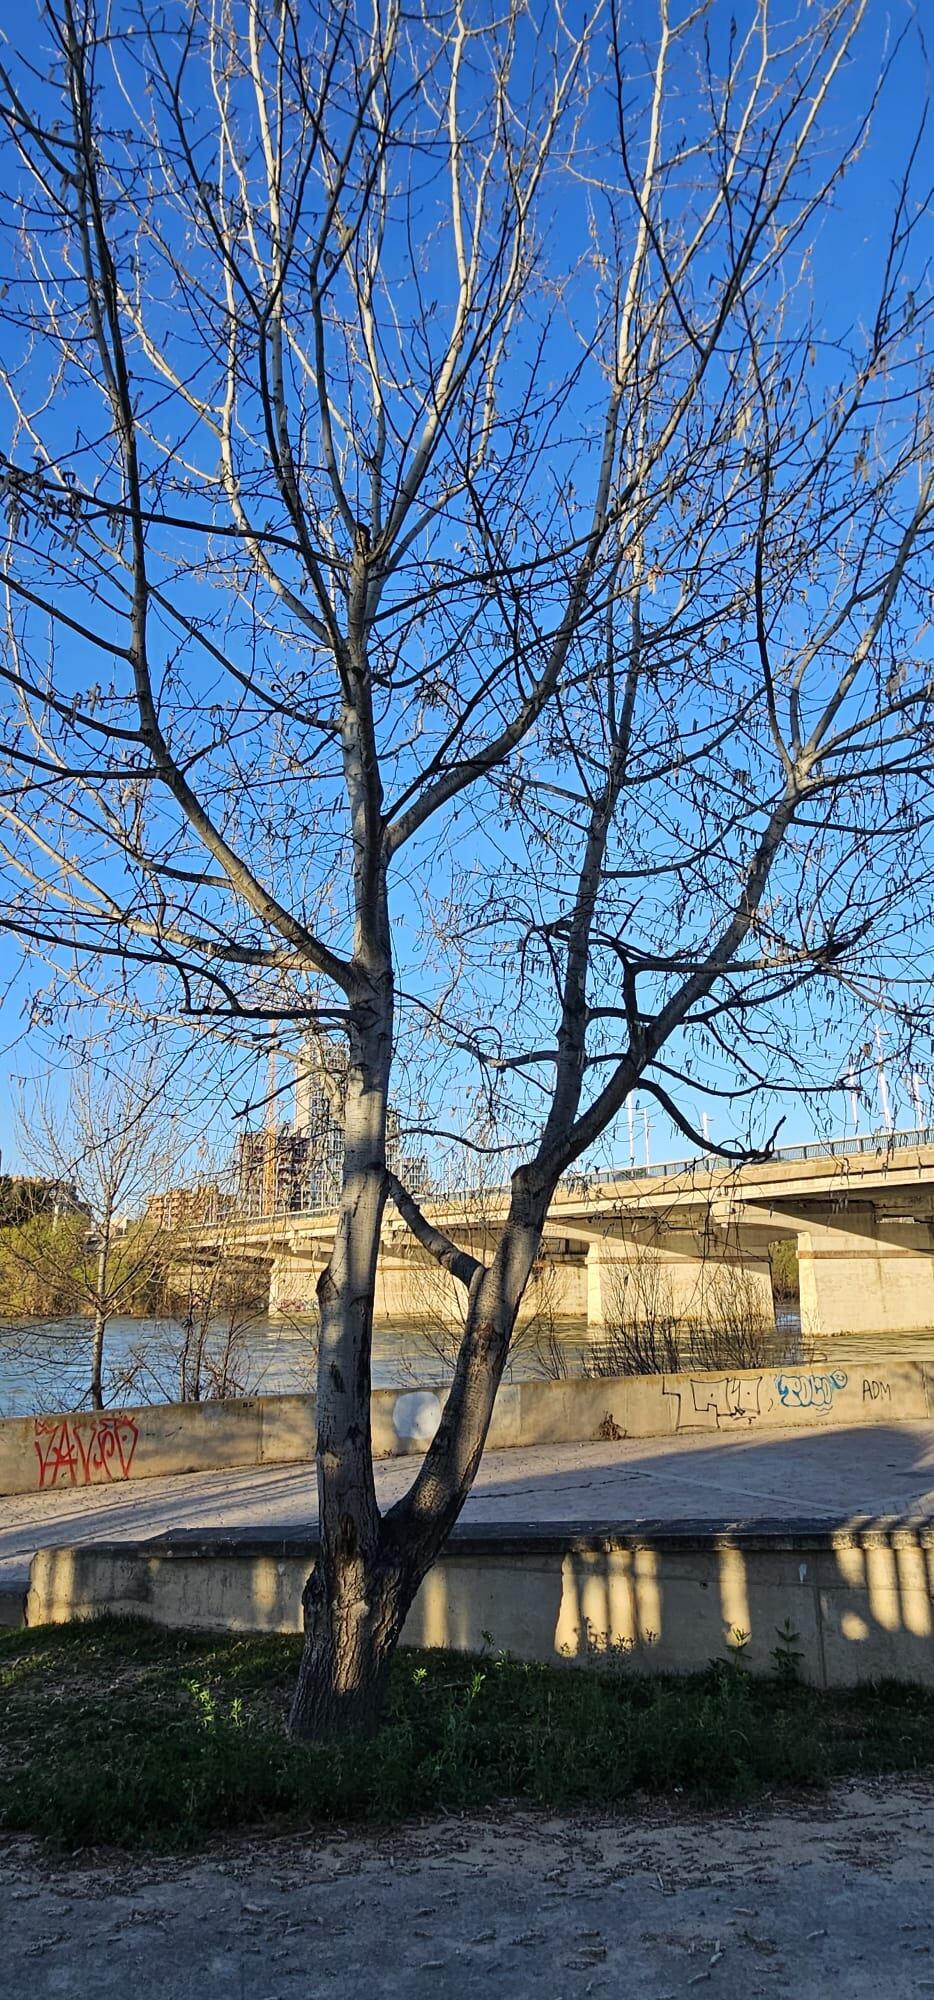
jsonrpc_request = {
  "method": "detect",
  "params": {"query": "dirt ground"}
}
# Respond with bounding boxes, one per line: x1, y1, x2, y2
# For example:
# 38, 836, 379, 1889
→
3, 1775, 934, 1997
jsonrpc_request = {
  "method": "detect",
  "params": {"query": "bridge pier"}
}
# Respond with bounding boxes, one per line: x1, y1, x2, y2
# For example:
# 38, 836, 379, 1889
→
269, 1248, 326, 1318
585, 1226, 775, 1333
795, 1206, 934, 1340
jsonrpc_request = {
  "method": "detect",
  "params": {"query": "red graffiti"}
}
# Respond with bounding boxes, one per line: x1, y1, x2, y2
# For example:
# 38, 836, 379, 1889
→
33, 1413, 140, 1490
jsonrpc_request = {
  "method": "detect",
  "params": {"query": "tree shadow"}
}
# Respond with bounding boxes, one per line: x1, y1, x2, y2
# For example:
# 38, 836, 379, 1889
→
19, 1422, 934, 1686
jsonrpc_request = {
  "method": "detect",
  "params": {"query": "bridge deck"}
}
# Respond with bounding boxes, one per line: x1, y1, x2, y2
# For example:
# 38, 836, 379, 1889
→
214, 1128, 934, 1242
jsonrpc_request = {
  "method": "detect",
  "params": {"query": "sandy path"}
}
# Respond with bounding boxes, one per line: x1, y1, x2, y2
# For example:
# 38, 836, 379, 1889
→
3, 1776, 934, 1996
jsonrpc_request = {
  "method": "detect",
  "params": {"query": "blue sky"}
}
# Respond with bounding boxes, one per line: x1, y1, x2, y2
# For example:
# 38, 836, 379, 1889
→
0, 0, 932, 1182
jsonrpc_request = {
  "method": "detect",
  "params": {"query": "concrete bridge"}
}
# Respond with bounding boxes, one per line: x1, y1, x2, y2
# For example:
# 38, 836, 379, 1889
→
192, 1129, 934, 1342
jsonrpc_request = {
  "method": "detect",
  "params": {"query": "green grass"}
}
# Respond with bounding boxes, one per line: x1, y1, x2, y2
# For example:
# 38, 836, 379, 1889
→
2, 1617, 934, 1850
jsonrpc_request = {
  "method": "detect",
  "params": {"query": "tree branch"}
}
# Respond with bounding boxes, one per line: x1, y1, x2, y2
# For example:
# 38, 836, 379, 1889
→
385, 1171, 483, 1291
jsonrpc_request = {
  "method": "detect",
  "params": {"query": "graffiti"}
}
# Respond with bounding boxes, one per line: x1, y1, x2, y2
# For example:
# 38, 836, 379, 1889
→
774, 1369, 847, 1412
33, 1413, 140, 1490
665, 1373, 764, 1431
660, 1360, 903, 1430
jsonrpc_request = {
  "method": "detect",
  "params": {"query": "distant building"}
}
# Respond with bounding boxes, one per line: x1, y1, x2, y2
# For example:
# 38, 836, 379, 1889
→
235, 1044, 429, 1216
237, 1128, 316, 1218
293, 1060, 345, 1206
144, 1184, 234, 1232
0, 1175, 86, 1228
387, 1108, 429, 1199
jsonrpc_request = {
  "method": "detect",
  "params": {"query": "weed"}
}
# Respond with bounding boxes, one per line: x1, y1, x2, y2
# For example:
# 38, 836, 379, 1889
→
771, 1620, 804, 1685
724, 1626, 751, 1668
0, 1618, 933, 1850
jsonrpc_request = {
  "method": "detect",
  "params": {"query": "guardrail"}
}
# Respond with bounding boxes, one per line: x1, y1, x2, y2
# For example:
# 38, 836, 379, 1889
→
574, 1124, 934, 1186
233, 1125, 934, 1224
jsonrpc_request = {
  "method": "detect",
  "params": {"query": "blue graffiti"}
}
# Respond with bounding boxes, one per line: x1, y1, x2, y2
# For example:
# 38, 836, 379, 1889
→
774, 1369, 848, 1412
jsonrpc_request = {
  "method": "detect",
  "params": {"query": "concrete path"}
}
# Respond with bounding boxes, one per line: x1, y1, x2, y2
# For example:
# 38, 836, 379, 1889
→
3, 1776, 934, 1996
5, 1418, 934, 1584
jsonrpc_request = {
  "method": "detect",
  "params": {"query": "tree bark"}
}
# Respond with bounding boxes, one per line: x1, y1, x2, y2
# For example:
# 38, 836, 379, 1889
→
289, 966, 395, 1741
89, 1307, 106, 1410
89, 1239, 108, 1409
288, 1542, 409, 1741
289, 1173, 549, 1742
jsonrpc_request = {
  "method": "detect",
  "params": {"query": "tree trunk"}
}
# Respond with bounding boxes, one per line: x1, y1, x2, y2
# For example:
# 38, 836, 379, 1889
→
89, 1235, 110, 1409
89, 1309, 106, 1409
288, 1147, 553, 1742
89, 1260, 107, 1407
290, 969, 395, 1742
288, 1543, 409, 1741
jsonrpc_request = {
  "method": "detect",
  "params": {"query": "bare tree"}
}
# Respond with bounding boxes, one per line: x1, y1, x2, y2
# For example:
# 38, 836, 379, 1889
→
158, 1227, 269, 1405
13, 1051, 183, 1406
0, 1, 932, 1736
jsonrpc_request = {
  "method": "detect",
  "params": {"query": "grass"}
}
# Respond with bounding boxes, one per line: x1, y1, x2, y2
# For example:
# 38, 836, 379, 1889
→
2, 1617, 934, 1851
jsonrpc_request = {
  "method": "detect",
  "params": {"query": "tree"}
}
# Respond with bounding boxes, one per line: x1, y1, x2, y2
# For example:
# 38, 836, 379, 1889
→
11, 1052, 182, 1406
0, 0, 932, 1736
0, 1203, 87, 1315
158, 1221, 269, 1406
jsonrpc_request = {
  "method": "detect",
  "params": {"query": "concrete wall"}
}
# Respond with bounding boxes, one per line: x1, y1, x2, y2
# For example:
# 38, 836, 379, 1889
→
3, 1396, 316, 1500
486, 1358, 933, 1446
26, 1518, 934, 1689
4, 1356, 932, 1499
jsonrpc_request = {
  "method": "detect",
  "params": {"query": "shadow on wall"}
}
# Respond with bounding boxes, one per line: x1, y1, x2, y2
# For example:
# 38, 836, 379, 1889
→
22, 1424, 934, 1688
555, 1529, 934, 1685
403, 1522, 934, 1688
400, 1420, 934, 1686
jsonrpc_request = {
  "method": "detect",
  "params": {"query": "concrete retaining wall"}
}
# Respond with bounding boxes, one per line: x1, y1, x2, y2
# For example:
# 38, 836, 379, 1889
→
2, 1395, 317, 1500
26, 1517, 934, 1689
4, 1356, 931, 1499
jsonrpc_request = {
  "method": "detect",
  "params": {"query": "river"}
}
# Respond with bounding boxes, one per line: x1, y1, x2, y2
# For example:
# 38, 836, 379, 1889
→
0, 1307, 815, 1419
0, 1313, 455, 1418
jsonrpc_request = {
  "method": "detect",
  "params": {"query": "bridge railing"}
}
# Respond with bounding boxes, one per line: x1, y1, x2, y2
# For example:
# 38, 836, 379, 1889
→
234, 1125, 934, 1223
566, 1124, 934, 1189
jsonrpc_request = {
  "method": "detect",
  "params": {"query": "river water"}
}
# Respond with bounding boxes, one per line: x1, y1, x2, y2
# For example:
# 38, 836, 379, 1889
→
0, 1313, 450, 1419
0, 1307, 821, 1419
1, 1312, 612, 1418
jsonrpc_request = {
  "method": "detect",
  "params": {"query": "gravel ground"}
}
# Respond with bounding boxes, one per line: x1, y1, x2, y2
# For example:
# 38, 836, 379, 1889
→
4, 1776, 934, 1997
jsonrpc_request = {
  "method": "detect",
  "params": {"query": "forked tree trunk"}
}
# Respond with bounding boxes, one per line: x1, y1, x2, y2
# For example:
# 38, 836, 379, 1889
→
288, 1186, 549, 1743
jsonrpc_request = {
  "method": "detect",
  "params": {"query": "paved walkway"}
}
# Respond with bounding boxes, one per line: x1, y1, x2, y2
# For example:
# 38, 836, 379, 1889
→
5, 1419, 934, 1584
4, 1776, 934, 1996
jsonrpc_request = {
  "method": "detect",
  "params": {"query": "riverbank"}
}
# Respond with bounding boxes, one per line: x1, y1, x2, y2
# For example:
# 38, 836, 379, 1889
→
5, 1347, 927, 1500
0, 1310, 811, 1419
0, 1312, 478, 1418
